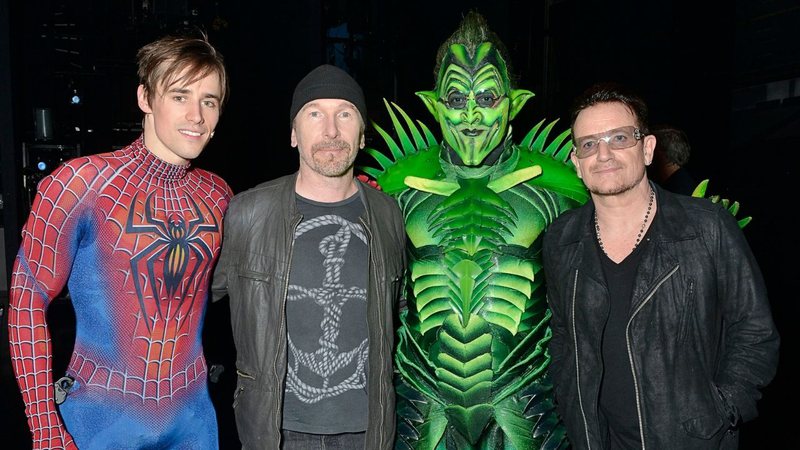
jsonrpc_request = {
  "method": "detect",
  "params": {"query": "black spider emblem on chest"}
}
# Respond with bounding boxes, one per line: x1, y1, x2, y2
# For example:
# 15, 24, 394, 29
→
125, 191, 219, 331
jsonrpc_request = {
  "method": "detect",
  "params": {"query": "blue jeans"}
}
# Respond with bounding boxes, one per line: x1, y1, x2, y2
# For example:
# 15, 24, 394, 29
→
280, 429, 366, 449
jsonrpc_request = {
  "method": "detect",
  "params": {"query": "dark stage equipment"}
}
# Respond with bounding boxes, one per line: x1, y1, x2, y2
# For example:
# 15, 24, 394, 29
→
22, 143, 80, 208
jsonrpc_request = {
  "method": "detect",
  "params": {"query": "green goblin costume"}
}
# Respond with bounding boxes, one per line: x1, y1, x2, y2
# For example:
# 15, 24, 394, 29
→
362, 12, 584, 450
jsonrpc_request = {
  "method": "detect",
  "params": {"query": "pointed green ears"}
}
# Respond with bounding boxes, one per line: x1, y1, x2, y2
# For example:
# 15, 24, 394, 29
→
416, 88, 534, 121
416, 90, 439, 118
508, 89, 534, 120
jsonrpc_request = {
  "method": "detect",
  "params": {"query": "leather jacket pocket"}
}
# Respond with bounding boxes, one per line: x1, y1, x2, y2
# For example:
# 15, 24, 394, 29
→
232, 368, 274, 448
232, 267, 274, 315
232, 369, 256, 409
237, 269, 272, 283
681, 413, 726, 440
681, 382, 727, 439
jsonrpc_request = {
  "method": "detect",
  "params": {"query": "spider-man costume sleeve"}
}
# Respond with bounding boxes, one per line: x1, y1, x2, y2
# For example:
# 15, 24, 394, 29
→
8, 137, 232, 449
9, 157, 92, 449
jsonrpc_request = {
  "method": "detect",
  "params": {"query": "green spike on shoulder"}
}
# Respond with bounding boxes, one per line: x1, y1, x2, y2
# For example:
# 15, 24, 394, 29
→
359, 100, 447, 194
528, 120, 559, 153
691, 179, 751, 229
521, 119, 574, 164
372, 122, 405, 162
520, 119, 546, 149
692, 179, 710, 197
362, 146, 395, 171
738, 216, 753, 228
359, 165, 383, 180
543, 128, 574, 162
418, 121, 437, 147
384, 99, 422, 157
391, 101, 429, 150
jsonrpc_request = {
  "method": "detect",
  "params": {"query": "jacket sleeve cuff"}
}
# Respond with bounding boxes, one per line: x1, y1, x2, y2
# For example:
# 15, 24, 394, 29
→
716, 385, 741, 427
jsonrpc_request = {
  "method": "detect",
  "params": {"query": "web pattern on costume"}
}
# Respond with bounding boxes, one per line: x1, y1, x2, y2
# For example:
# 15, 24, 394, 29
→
285, 215, 369, 403
8, 138, 231, 448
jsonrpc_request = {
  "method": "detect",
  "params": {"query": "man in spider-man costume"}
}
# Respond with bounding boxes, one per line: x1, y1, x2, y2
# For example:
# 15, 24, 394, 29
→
8, 34, 232, 449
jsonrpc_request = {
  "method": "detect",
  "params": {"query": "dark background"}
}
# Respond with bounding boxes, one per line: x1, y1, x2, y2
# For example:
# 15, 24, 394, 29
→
1, 0, 797, 448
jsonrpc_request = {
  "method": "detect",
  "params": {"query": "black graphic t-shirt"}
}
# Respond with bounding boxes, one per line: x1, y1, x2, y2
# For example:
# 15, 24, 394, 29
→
282, 192, 369, 434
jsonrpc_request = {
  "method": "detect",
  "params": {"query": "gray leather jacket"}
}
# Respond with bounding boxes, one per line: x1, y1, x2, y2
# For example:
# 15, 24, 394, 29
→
543, 183, 779, 450
212, 173, 407, 449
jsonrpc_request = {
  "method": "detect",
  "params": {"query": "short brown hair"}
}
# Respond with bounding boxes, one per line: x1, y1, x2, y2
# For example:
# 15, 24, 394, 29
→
137, 33, 228, 110
569, 82, 649, 134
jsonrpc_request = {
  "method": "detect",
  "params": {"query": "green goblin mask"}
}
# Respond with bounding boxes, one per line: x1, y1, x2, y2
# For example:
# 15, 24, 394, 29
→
418, 42, 533, 166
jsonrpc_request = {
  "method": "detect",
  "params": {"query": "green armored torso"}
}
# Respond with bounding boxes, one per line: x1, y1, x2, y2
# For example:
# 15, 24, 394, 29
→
398, 142, 580, 449
361, 13, 588, 449
366, 103, 587, 449
400, 142, 569, 342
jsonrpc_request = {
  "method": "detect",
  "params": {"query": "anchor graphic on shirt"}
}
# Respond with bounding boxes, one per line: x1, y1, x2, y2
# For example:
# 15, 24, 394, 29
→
285, 215, 369, 403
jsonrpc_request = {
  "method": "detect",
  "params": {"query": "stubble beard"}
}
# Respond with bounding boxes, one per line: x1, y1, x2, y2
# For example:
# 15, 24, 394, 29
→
307, 139, 356, 177
588, 167, 647, 197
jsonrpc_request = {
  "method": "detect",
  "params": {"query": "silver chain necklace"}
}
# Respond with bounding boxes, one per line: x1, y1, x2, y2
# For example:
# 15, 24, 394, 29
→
595, 187, 655, 254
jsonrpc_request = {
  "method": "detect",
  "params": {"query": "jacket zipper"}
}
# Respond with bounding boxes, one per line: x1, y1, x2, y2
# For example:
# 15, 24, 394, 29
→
276, 215, 303, 441
625, 264, 679, 450
570, 269, 592, 450
360, 215, 383, 447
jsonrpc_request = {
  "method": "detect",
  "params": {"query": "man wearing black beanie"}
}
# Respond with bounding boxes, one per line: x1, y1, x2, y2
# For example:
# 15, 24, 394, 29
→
289, 64, 367, 126
212, 64, 407, 449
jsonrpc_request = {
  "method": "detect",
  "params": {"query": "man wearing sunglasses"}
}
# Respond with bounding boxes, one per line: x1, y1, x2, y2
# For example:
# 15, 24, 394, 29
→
542, 82, 779, 449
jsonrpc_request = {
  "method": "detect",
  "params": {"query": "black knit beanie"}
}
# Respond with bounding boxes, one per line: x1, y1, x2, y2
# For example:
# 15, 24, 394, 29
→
290, 64, 367, 123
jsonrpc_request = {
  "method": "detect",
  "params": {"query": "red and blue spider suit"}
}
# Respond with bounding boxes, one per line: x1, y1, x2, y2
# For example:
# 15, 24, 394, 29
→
8, 136, 232, 449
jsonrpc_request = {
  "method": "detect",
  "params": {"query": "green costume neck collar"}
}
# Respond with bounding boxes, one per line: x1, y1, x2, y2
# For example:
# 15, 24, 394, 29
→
439, 137, 518, 180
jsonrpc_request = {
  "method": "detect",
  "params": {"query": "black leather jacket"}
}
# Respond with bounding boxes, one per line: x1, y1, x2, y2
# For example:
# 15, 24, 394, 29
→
542, 184, 779, 450
212, 173, 407, 449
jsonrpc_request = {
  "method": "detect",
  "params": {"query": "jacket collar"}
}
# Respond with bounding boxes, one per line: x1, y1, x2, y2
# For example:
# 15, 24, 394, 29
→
278, 172, 301, 221
353, 179, 372, 225
649, 183, 700, 244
